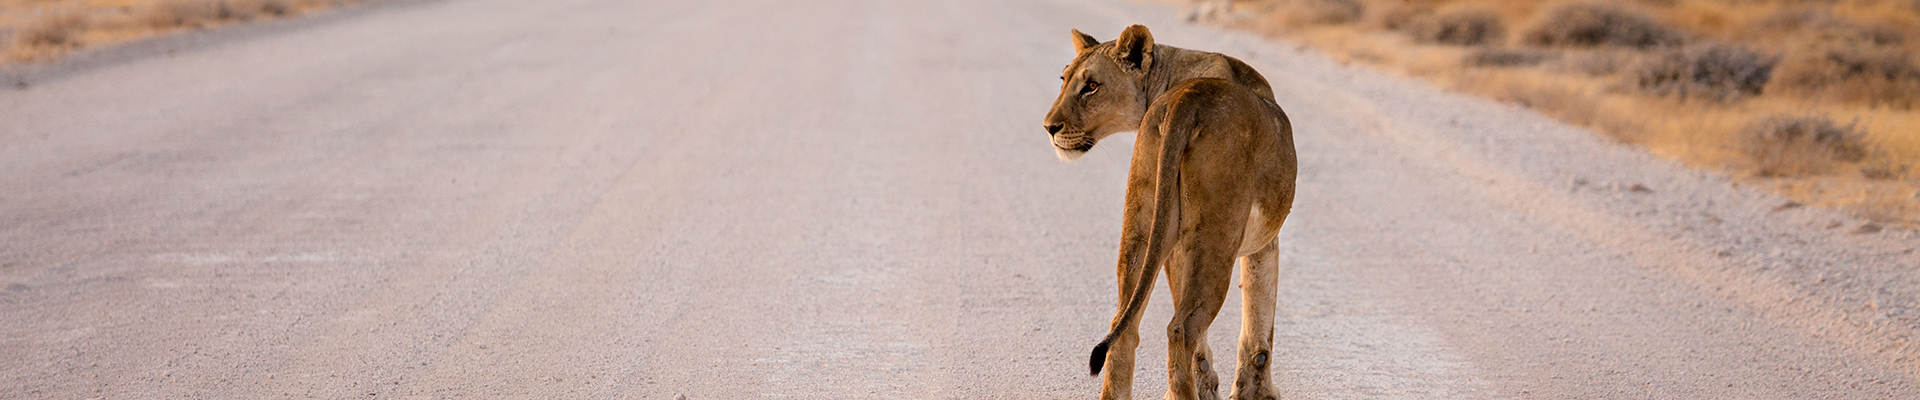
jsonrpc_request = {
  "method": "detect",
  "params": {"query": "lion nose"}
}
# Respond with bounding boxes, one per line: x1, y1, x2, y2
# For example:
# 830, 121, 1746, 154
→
1044, 123, 1064, 136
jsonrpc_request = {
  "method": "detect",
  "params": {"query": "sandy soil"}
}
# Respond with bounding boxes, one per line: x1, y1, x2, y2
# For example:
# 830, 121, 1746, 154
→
2, 0, 1917, 398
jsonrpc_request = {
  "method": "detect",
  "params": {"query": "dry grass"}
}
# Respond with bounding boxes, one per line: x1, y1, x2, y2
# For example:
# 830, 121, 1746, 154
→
20, 12, 87, 49
1768, 41, 1920, 108
1223, 0, 1920, 225
2, 0, 360, 64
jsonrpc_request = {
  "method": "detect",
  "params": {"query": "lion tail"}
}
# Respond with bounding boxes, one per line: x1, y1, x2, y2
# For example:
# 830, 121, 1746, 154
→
1089, 81, 1206, 376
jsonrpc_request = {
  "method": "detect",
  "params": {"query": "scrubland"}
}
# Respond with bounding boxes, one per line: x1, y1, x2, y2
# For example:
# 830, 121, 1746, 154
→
1219, 0, 1920, 226
0, 0, 372, 64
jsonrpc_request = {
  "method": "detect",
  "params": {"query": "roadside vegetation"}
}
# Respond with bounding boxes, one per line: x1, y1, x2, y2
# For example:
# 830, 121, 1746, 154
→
1214, 0, 1920, 226
1, 0, 375, 64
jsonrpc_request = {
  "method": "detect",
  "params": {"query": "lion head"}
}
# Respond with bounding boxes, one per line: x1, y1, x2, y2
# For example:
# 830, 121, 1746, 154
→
1042, 25, 1157, 161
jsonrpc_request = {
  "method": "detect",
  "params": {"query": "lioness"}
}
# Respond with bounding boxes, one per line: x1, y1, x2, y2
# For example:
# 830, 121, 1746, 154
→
1042, 25, 1296, 400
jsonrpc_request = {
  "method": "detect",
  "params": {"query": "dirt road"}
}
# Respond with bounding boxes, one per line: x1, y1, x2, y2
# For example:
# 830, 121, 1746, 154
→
4, 0, 1918, 398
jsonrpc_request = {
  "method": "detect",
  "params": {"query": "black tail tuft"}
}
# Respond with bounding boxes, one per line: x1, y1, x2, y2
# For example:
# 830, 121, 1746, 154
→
1089, 339, 1112, 376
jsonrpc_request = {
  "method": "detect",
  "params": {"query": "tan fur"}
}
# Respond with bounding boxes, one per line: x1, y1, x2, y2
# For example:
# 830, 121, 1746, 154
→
1042, 25, 1296, 400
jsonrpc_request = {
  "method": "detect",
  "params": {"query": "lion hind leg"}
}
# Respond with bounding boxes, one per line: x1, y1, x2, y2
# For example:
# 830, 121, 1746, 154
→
1166, 242, 1235, 400
1231, 239, 1281, 400
1098, 326, 1140, 400
1196, 336, 1221, 400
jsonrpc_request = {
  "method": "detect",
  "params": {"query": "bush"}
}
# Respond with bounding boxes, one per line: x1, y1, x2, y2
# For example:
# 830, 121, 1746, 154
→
1372, 1, 1428, 31
20, 13, 89, 48
1520, 2, 1686, 49
144, 0, 289, 28
1631, 43, 1777, 101
1739, 115, 1869, 177
1408, 6, 1505, 46
1753, 8, 1904, 47
1767, 43, 1920, 109
1463, 47, 1555, 67
1752, 7, 1831, 33
1281, 0, 1364, 25
1861, 162, 1909, 180
217, 0, 266, 21
261, 0, 295, 16
145, 0, 223, 28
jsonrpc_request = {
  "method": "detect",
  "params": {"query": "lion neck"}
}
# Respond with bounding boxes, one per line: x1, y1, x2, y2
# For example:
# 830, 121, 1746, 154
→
1137, 45, 1237, 108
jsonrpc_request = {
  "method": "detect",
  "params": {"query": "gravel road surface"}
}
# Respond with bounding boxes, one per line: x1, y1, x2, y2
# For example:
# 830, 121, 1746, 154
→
4, 0, 1919, 398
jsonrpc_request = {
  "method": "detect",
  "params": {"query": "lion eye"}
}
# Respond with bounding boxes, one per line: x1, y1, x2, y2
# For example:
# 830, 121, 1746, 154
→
1080, 81, 1099, 95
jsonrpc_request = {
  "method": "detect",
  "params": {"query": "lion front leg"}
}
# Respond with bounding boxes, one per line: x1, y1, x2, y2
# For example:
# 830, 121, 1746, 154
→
1231, 239, 1281, 400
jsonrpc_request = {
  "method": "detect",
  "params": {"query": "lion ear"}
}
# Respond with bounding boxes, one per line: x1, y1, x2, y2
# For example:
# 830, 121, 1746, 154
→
1111, 25, 1154, 73
1071, 29, 1101, 54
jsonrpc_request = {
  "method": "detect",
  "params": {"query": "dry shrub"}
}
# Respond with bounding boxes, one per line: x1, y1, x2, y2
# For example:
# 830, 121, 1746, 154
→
261, 0, 296, 16
1740, 115, 1869, 176
220, 0, 267, 21
145, 1, 222, 28
1632, 43, 1777, 101
1767, 43, 1920, 109
1840, 22, 1905, 47
1666, 1, 1735, 37
1464, 47, 1555, 67
1371, 1, 1431, 31
1520, 2, 1687, 49
20, 13, 90, 48
1752, 7, 1905, 47
1752, 7, 1832, 33
1816, 21, 1904, 48
1861, 161, 1910, 180
1408, 5, 1505, 46
1280, 0, 1365, 25
144, 0, 286, 29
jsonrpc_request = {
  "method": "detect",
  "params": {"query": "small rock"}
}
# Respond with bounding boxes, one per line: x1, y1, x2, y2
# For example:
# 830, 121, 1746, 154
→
677, 395, 688, 400
1853, 223, 1883, 235
1628, 183, 1653, 193
1715, 249, 1733, 257
1773, 202, 1803, 212
1826, 221, 1843, 229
